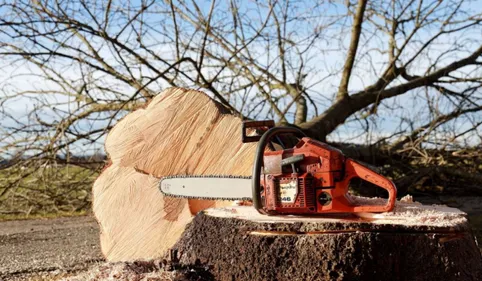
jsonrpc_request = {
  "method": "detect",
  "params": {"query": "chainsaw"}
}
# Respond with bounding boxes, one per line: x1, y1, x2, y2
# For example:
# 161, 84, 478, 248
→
160, 120, 397, 215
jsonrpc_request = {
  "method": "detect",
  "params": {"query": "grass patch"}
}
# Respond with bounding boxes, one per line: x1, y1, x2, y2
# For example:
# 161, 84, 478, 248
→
0, 163, 100, 216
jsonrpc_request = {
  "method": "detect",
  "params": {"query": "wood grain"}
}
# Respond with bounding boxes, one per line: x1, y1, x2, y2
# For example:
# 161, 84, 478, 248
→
93, 88, 257, 261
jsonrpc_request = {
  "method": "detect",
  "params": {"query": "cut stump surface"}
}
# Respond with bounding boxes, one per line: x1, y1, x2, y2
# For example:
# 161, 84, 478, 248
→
173, 200, 482, 281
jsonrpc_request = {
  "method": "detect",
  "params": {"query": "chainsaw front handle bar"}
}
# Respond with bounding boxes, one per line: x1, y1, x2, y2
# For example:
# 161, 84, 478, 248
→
252, 127, 307, 213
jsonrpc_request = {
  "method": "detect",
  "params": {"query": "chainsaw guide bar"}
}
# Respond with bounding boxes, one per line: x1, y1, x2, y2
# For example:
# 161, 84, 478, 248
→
159, 175, 252, 201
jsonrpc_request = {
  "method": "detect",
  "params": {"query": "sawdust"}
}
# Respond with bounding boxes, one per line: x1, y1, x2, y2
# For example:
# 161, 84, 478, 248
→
61, 260, 214, 281
351, 194, 467, 227
399, 194, 414, 203
207, 195, 467, 228
61, 261, 173, 281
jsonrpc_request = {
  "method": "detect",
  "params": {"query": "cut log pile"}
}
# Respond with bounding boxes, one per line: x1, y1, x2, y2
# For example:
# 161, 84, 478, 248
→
93, 87, 482, 280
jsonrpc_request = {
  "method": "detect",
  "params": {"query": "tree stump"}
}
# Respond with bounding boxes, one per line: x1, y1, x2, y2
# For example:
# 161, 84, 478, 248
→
93, 86, 482, 280
93, 88, 258, 261
172, 198, 482, 281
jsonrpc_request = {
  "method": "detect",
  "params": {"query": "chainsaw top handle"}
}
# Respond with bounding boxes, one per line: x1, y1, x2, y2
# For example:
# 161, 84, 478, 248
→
251, 126, 307, 212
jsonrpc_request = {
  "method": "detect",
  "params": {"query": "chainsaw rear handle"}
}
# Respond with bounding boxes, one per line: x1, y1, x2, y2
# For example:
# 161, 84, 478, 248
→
242, 120, 275, 143
252, 126, 307, 213
338, 159, 397, 212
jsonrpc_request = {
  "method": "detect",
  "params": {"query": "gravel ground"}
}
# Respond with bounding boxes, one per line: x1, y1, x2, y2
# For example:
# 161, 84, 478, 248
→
0, 216, 104, 281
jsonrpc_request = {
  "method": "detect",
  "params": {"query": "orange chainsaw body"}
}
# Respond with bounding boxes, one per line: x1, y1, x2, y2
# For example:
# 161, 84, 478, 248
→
245, 122, 397, 215
259, 137, 396, 215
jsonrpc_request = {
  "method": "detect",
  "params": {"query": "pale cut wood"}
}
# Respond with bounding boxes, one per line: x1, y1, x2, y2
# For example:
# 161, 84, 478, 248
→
93, 166, 191, 260
93, 88, 258, 261
105, 87, 257, 177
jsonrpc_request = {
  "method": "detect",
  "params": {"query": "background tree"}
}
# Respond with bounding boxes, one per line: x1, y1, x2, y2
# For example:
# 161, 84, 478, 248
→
1, 0, 481, 214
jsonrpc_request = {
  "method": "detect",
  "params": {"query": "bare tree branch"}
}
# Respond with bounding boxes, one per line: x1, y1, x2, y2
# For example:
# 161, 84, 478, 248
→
337, 0, 368, 100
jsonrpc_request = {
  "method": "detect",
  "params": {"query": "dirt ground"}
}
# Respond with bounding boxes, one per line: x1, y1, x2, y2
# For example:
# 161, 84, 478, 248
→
0, 196, 481, 281
0, 216, 104, 281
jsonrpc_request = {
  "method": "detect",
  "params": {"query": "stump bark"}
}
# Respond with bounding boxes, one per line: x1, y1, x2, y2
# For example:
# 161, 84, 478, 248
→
93, 88, 258, 261
172, 201, 482, 281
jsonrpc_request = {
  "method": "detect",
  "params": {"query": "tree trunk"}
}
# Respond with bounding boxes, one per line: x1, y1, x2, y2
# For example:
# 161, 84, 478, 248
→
172, 202, 482, 281
93, 88, 258, 261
